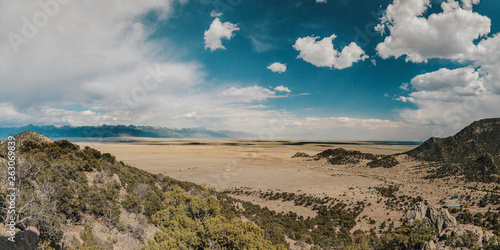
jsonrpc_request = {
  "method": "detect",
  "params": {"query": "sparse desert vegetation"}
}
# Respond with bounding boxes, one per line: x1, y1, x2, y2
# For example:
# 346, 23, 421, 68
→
1, 118, 500, 249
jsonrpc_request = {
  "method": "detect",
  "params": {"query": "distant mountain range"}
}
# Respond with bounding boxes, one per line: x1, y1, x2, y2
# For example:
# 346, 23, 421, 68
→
0, 125, 253, 140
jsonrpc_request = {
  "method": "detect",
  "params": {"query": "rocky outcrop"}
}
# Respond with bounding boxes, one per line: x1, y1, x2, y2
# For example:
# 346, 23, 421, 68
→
439, 224, 494, 246
312, 148, 381, 165
427, 206, 457, 233
422, 224, 496, 250
292, 152, 310, 158
405, 202, 457, 233
406, 202, 427, 222
407, 203, 499, 249
0, 227, 40, 250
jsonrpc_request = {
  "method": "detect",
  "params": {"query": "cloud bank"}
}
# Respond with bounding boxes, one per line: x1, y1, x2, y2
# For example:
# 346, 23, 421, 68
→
380, 0, 500, 136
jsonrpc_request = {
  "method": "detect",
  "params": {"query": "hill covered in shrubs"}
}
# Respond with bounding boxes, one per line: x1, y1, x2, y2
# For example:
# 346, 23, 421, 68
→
408, 118, 500, 183
0, 132, 283, 249
407, 118, 500, 163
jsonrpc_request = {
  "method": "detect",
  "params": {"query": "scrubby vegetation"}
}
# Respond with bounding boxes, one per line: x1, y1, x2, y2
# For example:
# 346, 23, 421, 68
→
144, 187, 285, 249
223, 188, 365, 247
407, 118, 500, 164
368, 155, 399, 168
313, 148, 381, 165
1, 131, 499, 249
0, 138, 286, 249
410, 118, 500, 184
373, 185, 425, 211
426, 157, 500, 184
456, 209, 500, 236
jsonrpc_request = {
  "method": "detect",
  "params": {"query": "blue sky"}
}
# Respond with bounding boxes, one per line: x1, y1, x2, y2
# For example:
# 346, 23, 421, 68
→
1, 0, 500, 140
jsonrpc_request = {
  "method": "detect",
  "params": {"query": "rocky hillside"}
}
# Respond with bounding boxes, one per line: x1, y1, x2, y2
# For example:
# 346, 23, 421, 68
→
405, 118, 500, 183
407, 118, 500, 163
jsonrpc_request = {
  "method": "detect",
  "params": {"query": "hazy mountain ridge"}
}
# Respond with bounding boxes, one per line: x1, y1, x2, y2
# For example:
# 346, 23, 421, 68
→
0, 125, 252, 139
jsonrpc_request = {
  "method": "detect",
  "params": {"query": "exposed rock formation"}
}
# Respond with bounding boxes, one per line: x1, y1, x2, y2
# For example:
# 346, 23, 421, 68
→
292, 152, 310, 158
405, 202, 427, 222
407, 203, 498, 249
405, 202, 457, 233
426, 206, 457, 233
0, 227, 40, 250
422, 224, 496, 250
439, 224, 494, 246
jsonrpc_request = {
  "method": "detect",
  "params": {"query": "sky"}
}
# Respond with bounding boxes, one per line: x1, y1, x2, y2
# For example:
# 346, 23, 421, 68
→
1, 0, 500, 140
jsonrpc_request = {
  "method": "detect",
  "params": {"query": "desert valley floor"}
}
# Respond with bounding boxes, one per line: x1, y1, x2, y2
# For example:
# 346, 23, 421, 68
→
76, 139, 497, 233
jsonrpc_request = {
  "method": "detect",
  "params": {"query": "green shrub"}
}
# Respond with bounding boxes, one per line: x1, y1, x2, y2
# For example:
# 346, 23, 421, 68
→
122, 193, 142, 214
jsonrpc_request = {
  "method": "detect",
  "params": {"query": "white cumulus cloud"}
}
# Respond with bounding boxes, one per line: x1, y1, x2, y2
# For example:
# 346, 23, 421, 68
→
375, 0, 500, 137
220, 86, 277, 102
267, 62, 287, 73
396, 66, 500, 134
210, 11, 223, 17
376, 0, 490, 62
293, 34, 368, 69
395, 96, 415, 103
461, 0, 480, 10
204, 17, 239, 52
274, 85, 291, 93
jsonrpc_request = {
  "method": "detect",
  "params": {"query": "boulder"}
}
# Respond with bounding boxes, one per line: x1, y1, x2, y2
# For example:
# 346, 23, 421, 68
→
438, 224, 494, 247
406, 202, 427, 223
421, 240, 436, 250
112, 174, 121, 185
435, 210, 457, 233
406, 203, 456, 233
0, 227, 40, 250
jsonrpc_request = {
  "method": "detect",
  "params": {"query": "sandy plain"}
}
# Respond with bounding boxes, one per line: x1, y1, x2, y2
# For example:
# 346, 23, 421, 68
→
76, 139, 416, 191
75, 139, 495, 233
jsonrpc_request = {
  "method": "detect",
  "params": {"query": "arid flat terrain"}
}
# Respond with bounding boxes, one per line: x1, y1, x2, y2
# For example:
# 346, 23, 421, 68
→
76, 139, 416, 190
76, 139, 497, 233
